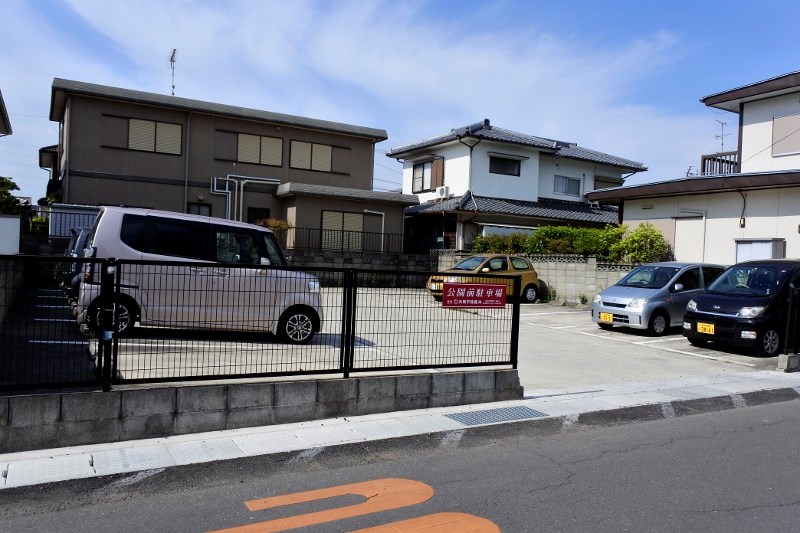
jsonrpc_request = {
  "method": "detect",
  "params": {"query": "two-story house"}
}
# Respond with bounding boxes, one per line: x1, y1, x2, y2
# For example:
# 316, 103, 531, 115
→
386, 119, 646, 251
588, 71, 800, 264
42, 79, 417, 253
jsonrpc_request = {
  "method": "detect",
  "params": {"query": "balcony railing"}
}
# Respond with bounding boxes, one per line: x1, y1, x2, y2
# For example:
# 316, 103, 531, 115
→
278, 227, 405, 254
700, 151, 739, 175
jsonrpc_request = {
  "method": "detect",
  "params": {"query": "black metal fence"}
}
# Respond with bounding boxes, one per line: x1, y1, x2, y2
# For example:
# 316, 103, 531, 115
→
0, 255, 520, 391
280, 227, 405, 254
786, 287, 800, 355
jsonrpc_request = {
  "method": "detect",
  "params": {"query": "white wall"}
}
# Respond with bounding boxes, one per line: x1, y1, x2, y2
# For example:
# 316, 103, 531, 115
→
0, 216, 20, 254
624, 188, 800, 264
469, 142, 539, 201
740, 92, 800, 173
400, 143, 470, 202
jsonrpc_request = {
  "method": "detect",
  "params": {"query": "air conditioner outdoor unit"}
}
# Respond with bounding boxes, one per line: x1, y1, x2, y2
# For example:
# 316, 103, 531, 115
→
588, 200, 600, 209
435, 186, 449, 198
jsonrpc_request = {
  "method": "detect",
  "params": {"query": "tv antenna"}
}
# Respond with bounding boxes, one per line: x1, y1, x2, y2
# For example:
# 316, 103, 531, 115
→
169, 48, 177, 95
715, 119, 731, 152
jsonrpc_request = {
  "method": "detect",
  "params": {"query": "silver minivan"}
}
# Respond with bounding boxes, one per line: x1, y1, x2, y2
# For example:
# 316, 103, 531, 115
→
591, 262, 726, 336
76, 206, 323, 344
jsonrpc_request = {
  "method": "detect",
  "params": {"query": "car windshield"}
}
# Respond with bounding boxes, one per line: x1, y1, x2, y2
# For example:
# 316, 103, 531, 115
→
707, 266, 789, 297
451, 256, 487, 271
617, 265, 679, 289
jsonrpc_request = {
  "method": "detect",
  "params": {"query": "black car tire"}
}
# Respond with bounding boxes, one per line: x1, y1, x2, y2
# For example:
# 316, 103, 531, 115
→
521, 284, 538, 303
758, 327, 782, 357
277, 306, 319, 345
647, 310, 669, 336
87, 296, 139, 337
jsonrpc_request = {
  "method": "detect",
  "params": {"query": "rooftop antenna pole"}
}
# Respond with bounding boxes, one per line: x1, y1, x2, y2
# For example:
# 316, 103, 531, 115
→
169, 48, 177, 95
715, 119, 730, 152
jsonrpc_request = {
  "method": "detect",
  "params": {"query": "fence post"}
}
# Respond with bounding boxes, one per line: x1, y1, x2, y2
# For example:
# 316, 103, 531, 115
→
510, 276, 520, 369
98, 258, 118, 392
340, 269, 357, 378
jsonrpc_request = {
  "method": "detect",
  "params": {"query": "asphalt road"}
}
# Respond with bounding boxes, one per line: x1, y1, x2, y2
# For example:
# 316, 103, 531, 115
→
2, 396, 799, 531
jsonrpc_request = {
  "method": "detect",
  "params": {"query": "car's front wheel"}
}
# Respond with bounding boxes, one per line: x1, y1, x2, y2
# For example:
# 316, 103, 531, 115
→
277, 306, 319, 344
647, 310, 669, 336
521, 284, 538, 303
758, 327, 782, 357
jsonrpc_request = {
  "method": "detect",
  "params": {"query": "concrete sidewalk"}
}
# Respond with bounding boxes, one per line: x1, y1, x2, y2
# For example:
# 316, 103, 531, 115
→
3, 369, 800, 490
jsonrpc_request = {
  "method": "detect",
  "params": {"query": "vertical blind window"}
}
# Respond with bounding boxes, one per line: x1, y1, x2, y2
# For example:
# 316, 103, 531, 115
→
128, 119, 182, 155
291, 141, 332, 172
554, 175, 581, 196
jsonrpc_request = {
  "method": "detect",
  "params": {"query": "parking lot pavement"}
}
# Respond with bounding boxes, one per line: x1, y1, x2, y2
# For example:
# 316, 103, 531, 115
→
515, 304, 777, 395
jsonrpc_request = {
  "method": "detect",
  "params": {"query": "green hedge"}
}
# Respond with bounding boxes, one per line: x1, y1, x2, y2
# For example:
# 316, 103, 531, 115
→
471, 223, 671, 263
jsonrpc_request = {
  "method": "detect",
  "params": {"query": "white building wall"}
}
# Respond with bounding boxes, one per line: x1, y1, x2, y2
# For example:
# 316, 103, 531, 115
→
539, 157, 625, 201
624, 189, 800, 265
400, 143, 470, 202
469, 143, 539, 201
740, 92, 800, 173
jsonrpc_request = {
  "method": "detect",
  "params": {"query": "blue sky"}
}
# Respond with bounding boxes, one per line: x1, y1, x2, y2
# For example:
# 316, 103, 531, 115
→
2, 0, 799, 201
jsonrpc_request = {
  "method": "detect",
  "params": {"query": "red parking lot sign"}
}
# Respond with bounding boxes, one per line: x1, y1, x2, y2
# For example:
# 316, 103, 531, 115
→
441, 283, 507, 308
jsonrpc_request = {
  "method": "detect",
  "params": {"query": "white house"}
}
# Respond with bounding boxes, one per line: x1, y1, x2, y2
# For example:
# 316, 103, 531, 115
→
588, 72, 800, 265
386, 119, 646, 251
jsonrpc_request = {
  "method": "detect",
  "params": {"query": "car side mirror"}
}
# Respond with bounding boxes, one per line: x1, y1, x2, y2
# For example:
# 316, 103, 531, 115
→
260, 257, 271, 266
672, 283, 684, 293
481, 267, 490, 273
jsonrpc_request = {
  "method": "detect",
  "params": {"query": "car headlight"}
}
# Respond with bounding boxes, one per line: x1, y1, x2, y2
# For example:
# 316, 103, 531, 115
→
686, 300, 697, 312
308, 280, 320, 293
737, 306, 764, 319
627, 298, 645, 310
593, 294, 602, 303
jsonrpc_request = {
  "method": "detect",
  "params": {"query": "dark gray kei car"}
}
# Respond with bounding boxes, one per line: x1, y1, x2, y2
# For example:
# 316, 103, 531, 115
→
683, 259, 800, 357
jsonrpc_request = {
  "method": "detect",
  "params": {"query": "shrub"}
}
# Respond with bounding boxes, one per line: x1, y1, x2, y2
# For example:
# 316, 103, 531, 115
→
613, 222, 670, 263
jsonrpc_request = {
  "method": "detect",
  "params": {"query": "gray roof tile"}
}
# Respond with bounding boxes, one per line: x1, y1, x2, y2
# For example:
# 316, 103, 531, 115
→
387, 119, 645, 171
406, 192, 618, 225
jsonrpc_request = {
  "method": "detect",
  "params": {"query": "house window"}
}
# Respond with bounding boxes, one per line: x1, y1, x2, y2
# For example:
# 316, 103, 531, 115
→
489, 156, 521, 176
247, 207, 270, 224
321, 210, 363, 251
187, 202, 211, 216
554, 175, 581, 196
772, 113, 800, 156
128, 119, 182, 155
735, 239, 786, 261
412, 161, 432, 193
237, 134, 283, 166
290, 141, 332, 172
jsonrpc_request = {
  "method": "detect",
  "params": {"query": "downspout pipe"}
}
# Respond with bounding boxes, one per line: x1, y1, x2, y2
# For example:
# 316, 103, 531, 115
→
456, 134, 481, 250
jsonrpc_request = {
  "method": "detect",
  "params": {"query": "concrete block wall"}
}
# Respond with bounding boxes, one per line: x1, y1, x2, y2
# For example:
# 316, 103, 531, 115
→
0, 369, 522, 453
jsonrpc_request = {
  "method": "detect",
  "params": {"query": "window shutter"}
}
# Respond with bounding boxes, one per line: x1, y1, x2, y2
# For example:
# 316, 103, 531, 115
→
156, 122, 182, 154
311, 144, 332, 172
238, 134, 260, 163
291, 141, 312, 169
431, 159, 444, 188
129, 119, 155, 151
260, 137, 283, 166
773, 113, 800, 156
321, 211, 343, 249
342, 212, 363, 251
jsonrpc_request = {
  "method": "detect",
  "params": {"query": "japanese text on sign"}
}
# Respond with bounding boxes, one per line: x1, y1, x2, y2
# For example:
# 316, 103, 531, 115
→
442, 283, 507, 308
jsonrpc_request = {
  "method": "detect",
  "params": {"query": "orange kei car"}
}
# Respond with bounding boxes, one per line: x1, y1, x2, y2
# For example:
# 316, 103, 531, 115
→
426, 254, 540, 303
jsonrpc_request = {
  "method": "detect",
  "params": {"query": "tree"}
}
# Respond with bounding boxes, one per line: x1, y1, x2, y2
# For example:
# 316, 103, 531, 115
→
0, 176, 27, 215
611, 222, 671, 263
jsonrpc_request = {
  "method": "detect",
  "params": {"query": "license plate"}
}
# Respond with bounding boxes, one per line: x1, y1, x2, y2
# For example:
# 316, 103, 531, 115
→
599, 312, 613, 323
697, 322, 715, 335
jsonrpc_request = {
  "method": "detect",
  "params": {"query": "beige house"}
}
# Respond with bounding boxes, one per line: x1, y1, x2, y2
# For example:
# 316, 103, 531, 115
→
42, 79, 417, 252
588, 72, 800, 264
